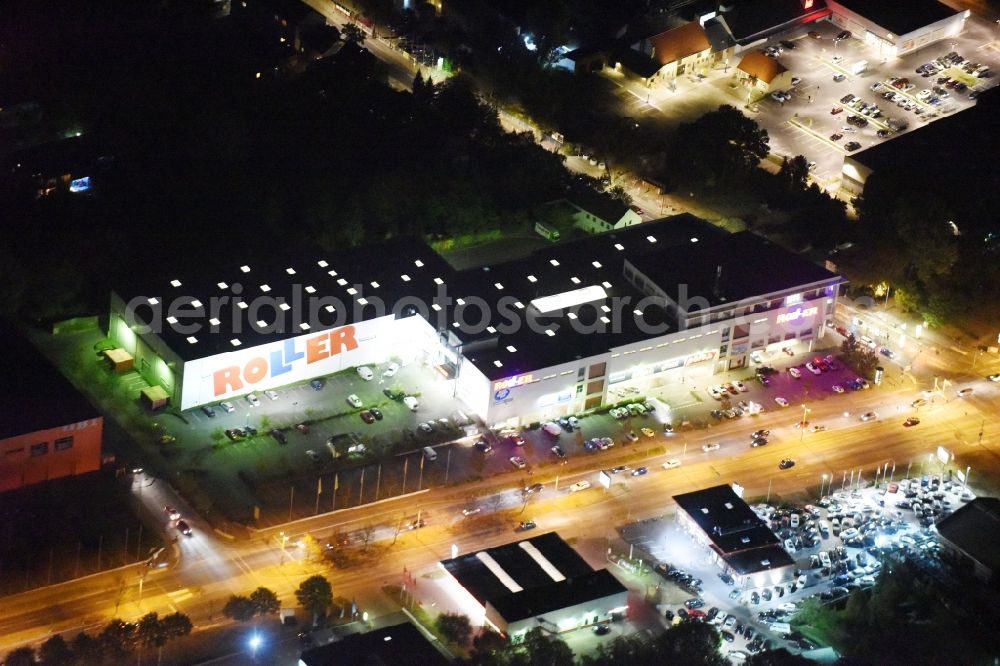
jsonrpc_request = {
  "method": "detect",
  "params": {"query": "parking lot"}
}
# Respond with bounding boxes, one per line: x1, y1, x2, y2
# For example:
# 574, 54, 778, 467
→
622, 473, 974, 661
747, 17, 1000, 188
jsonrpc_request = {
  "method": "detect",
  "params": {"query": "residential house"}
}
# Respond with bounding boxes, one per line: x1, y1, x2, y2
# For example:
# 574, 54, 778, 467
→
562, 188, 642, 234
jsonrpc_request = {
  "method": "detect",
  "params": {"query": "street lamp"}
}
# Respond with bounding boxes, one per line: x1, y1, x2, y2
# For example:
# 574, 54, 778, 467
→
820, 473, 829, 498
799, 404, 810, 442
249, 634, 261, 663
279, 532, 290, 565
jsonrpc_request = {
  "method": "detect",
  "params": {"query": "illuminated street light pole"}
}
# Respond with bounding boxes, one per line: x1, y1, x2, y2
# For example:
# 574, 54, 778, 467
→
279, 532, 289, 565
249, 634, 261, 664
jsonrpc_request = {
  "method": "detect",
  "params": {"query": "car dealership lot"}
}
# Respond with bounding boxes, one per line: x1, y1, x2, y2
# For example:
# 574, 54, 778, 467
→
624, 477, 972, 659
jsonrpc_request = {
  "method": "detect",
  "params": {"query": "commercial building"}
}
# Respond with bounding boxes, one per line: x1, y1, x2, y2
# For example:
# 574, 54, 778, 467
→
298, 621, 449, 666
109, 215, 843, 427
825, 0, 967, 59
935, 497, 1000, 583
736, 52, 794, 102
841, 87, 1000, 197
706, 0, 831, 48
0, 328, 103, 493
439, 532, 628, 638
673, 484, 795, 588
618, 22, 714, 86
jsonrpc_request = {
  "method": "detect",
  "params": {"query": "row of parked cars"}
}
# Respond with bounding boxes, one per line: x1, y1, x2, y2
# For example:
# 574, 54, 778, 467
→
917, 51, 990, 81
609, 402, 651, 418
707, 381, 748, 399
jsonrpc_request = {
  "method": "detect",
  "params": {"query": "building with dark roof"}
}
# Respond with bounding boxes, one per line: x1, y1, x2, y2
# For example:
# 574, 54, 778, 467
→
714, 0, 831, 45
826, 0, 966, 58
842, 86, 1000, 201
936, 497, 1000, 582
108, 214, 843, 427
439, 532, 628, 637
298, 621, 450, 666
0, 326, 103, 493
674, 485, 795, 586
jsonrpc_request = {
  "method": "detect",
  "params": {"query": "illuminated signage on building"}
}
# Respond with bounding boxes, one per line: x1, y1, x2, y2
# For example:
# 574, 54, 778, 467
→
776, 306, 818, 324
212, 325, 358, 396
70, 176, 91, 193
493, 374, 536, 392
684, 350, 717, 366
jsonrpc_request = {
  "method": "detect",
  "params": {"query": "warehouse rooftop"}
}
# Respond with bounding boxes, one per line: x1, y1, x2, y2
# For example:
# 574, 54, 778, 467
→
0, 324, 100, 440
114, 214, 842, 380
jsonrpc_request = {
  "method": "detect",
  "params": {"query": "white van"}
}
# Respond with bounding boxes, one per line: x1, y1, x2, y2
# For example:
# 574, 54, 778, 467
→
770, 621, 792, 636
542, 422, 562, 437
422, 446, 437, 462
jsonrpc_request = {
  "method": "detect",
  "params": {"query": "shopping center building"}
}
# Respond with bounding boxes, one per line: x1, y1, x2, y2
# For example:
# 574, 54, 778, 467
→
108, 215, 844, 426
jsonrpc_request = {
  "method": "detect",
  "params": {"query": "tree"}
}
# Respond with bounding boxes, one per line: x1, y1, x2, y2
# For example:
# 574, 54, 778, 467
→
4, 647, 36, 666
137, 612, 168, 650
250, 587, 281, 617
296, 575, 333, 625
517, 626, 574, 666
37, 635, 73, 666
342, 24, 366, 44
606, 184, 632, 205
70, 631, 103, 665
160, 612, 193, 641
469, 628, 507, 664
223, 595, 258, 623
667, 105, 769, 188
779, 155, 810, 193
98, 619, 137, 658
435, 612, 473, 645
655, 621, 727, 665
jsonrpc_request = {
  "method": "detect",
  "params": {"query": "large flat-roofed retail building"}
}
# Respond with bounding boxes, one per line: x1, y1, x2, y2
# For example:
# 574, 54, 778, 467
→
109, 216, 844, 426
674, 484, 794, 588
1, 327, 103, 493
439, 532, 628, 638
826, 0, 967, 58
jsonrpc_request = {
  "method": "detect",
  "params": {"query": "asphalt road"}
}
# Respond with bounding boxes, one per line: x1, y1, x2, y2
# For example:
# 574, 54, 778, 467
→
3, 353, 999, 659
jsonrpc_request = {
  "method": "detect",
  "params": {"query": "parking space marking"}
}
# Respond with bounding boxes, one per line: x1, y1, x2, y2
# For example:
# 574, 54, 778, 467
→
787, 117, 846, 154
